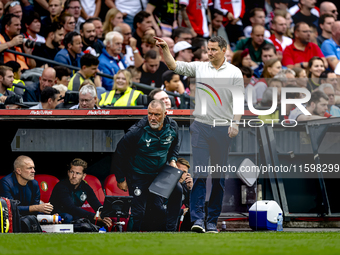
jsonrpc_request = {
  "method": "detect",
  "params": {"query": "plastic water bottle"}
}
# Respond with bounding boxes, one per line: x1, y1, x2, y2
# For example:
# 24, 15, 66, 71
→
99, 227, 107, 233
277, 213, 283, 231
37, 214, 61, 224
221, 221, 227, 231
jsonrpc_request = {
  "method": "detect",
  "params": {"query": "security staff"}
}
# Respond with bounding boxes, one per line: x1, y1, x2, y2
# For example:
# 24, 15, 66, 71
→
113, 100, 182, 231
99, 70, 143, 107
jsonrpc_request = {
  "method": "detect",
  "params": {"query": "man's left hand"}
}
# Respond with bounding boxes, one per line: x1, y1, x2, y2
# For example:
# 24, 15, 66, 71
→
228, 125, 239, 138
184, 173, 193, 190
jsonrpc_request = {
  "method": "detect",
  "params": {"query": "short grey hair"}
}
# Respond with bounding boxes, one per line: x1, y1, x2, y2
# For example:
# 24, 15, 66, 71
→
319, 83, 335, 93
283, 68, 296, 76
208, 36, 227, 51
53, 84, 68, 93
79, 84, 97, 98
274, 70, 287, 82
149, 99, 166, 113
103, 31, 123, 46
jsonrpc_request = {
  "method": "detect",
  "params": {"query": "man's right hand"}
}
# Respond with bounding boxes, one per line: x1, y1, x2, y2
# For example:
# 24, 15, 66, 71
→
117, 180, 128, 192
10, 35, 24, 48
37, 202, 54, 214
154, 37, 168, 50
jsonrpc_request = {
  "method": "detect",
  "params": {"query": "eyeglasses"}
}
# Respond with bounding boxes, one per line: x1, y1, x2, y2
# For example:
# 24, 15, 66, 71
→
10, 1, 20, 7
68, 6, 82, 10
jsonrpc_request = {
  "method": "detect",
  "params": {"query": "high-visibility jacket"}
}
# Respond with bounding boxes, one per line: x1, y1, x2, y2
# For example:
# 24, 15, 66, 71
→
99, 87, 143, 107
8, 79, 25, 95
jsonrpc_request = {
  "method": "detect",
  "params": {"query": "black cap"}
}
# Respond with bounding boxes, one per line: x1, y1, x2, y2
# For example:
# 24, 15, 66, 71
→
4, 95, 29, 108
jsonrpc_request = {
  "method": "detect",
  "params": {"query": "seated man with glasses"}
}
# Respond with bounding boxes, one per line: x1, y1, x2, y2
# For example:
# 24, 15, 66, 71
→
4, 1, 23, 21
282, 22, 327, 69
64, 0, 84, 33
70, 84, 99, 109
49, 158, 111, 227
319, 83, 340, 117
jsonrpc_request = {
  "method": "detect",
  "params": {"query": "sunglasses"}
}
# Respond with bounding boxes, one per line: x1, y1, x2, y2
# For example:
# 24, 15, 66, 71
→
10, 1, 20, 7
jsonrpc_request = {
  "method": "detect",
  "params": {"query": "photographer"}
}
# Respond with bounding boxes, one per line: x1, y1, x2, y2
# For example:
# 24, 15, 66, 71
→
0, 14, 36, 70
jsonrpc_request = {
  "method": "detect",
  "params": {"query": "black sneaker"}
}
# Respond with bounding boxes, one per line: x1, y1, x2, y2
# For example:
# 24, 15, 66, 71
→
206, 223, 218, 233
191, 219, 205, 233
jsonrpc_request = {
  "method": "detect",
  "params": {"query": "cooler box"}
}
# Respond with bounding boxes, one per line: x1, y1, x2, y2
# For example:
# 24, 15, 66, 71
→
249, 200, 282, 230
41, 224, 74, 233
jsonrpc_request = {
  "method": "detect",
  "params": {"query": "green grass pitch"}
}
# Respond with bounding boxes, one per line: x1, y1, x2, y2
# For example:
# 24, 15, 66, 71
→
1, 232, 340, 255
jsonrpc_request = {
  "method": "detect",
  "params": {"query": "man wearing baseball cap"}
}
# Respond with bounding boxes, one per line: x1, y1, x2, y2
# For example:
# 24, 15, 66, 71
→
174, 41, 194, 63
1, 94, 29, 109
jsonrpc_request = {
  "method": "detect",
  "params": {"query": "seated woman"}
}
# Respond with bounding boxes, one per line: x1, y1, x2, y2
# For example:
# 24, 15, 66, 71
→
99, 70, 143, 107
306, 57, 326, 92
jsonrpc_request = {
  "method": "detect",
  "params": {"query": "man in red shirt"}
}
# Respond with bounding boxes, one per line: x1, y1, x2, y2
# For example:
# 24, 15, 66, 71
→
282, 22, 327, 69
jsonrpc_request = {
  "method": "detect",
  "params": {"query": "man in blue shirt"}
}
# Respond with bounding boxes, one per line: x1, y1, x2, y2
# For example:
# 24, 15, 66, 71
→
0, 156, 54, 216
321, 21, 340, 71
319, 83, 340, 116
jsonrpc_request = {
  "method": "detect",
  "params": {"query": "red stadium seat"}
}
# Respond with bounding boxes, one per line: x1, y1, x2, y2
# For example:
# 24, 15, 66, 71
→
82, 175, 105, 213
104, 174, 129, 196
34, 174, 60, 203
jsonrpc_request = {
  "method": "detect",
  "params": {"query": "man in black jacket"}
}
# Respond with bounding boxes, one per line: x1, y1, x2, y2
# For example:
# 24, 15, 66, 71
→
113, 100, 182, 231
49, 158, 112, 228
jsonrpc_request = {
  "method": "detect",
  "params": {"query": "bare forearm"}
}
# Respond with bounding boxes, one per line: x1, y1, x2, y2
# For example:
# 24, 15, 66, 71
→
105, 0, 116, 9
163, 47, 176, 70
133, 52, 144, 68
35, 0, 49, 10
93, 0, 101, 17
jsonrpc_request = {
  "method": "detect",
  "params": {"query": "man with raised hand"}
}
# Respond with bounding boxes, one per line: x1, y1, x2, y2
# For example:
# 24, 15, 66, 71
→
154, 35, 244, 233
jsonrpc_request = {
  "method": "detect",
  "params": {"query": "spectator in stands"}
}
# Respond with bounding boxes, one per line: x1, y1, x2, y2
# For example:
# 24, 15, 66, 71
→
54, 31, 84, 69
99, 69, 143, 107
64, 0, 84, 33
88, 17, 104, 41
4, 1, 23, 21
133, 11, 153, 54
193, 49, 209, 62
319, 1, 338, 20
253, 44, 277, 78
162, 70, 185, 108
321, 21, 340, 72
79, 0, 101, 20
113, 100, 181, 231
292, 67, 308, 88
317, 14, 335, 47
140, 34, 157, 57
55, 66, 71, 87
52, 84, 67, 104
242, 66, 256, 105
70, 84, 99, 109
231, 49, 254, 69
309, 24, 319, 45
59, 12, 76, 36
4, 61, 25, 96
114, 23, 143, 68
179, 0, 209, 38
0, 156, 54, 216
29, 87, 60, 109
214, 0, 245, 46
235, 25, 272, 64
281, 68, 297, 86
244, 8, 270, 39
80, 20, 104, 56
267, 77, 283, 95
147, 0, 180, 38
24, 67, 56, 102
32, 22, 64, 68
49, 158, 112, 227
161, 37, 175, 57
211, 9, 229, 44
292, 0, 318, 27
40, 0, 63, 37
126, 66, 142, 84
253, 58, 282, 103
319, 83, 340, 117
174, 41, 193, 63
282, 22, 326, 69
289, 90, 330, 121
98, 31, 126, 91
23, 12, 45, 44
267, 14, 293, 58
139, 49, 168, 93
149, 88, 172, 109
68, 54, 100, 91
171, 27, 192, 45
306, 56, 325, 91
2, 94, 29, 109
319, 70, 340, 95
102, 8, 123, 38
0, 66, 15, 103
0, 14, 35, 70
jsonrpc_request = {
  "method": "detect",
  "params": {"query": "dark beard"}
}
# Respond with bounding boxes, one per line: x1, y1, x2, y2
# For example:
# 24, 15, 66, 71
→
83, 36, 95, 46
52, 40, 60, 49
